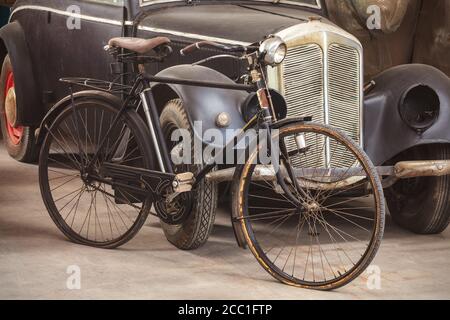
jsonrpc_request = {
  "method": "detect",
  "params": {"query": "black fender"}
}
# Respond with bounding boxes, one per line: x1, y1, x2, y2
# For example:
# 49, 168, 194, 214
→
0, 21, 43, 127
271, 116, 311, 129
151, 65, 248, 148
35, 90, 122, 146
364, 64, 450, 165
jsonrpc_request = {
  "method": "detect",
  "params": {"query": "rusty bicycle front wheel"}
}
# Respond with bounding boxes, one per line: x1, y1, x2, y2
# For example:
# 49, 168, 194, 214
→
232, 122, 385, 290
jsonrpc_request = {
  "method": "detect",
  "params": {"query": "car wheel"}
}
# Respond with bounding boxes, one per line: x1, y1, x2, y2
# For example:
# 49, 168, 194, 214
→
0, 55, 38, 163
386, 144, 450, 234
159, 99, 218, 250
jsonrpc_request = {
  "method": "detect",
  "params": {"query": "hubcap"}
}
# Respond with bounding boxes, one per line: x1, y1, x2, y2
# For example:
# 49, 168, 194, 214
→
4, 71, 24, 145
5, 85, 16, 125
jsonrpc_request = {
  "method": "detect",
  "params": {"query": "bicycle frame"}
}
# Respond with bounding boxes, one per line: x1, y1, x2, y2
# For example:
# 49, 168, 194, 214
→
84, 71, 257, 181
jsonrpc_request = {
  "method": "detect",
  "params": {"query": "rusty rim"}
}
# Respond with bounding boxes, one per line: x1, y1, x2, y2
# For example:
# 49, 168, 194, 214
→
237, 123, 384, 289
4, 71, 24, 145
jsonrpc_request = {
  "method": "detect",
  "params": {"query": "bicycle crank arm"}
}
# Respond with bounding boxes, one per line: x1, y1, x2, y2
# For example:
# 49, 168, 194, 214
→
165, 172, 196, 204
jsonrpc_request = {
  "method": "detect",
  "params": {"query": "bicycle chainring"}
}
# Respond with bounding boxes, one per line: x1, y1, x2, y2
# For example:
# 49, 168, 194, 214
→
155, 182, 193, 225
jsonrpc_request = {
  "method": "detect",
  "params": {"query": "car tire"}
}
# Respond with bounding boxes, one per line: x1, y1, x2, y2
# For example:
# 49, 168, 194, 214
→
386, 144, 450, 234
0, 55, 38, 163
159, 99, 218, 250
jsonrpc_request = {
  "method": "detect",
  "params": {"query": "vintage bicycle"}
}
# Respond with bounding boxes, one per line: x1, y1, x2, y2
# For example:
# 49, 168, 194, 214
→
38, 35, 385, 290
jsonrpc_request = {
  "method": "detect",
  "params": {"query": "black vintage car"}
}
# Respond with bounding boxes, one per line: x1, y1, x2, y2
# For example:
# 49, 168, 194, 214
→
1, 0, 449, 237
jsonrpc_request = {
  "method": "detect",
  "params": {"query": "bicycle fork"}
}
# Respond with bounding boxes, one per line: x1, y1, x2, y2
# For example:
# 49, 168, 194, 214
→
252, 69, 306, 209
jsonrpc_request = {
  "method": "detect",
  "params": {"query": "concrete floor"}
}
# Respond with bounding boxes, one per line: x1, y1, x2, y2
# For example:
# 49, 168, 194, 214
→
1, 143, 450, 300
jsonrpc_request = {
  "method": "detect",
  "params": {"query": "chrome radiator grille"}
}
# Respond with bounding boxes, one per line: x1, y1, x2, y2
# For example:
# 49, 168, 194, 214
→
328, 44, 361, 167
282, 42, 361, 168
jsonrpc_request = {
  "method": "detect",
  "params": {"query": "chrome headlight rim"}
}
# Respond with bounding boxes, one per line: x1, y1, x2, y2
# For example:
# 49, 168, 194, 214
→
259, 36, 287, 67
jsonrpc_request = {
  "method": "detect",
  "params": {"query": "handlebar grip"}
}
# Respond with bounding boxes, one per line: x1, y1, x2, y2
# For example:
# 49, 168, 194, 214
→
180, 43, 200, 56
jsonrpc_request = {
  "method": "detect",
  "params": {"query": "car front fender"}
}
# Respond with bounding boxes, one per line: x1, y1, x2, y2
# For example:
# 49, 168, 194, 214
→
151, 65, 249, 149
364, 64, 450, 165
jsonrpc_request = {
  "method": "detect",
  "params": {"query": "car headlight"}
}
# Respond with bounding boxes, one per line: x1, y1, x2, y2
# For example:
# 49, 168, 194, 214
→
399, 85, 440, 132
259, 36, 287, 66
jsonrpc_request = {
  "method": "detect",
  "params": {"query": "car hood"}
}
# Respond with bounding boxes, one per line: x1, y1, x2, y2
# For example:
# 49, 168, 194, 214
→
138, 4, 324, 44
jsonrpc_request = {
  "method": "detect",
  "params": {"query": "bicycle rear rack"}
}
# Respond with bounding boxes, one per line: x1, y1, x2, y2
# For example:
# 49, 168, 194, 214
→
60, 77, 133, 95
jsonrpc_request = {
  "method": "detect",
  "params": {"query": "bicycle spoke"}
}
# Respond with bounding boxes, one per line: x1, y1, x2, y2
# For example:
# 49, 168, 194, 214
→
238, 209, 297, 222
42, 102, 149, 246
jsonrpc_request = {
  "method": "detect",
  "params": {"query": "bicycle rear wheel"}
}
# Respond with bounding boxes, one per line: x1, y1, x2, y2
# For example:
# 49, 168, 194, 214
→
233, 122, 385, 290
39, 94, 154, 248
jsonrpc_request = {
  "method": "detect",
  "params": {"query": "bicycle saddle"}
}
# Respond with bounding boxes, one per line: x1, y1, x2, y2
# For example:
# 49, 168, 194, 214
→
108, 37, 171, 54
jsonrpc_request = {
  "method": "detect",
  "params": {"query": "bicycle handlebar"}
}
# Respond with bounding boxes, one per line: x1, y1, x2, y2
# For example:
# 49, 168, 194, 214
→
180, 41, 247, 56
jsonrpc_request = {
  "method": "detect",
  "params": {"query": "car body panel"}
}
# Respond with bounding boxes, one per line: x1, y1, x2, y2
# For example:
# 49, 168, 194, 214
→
7, 0, 124, 119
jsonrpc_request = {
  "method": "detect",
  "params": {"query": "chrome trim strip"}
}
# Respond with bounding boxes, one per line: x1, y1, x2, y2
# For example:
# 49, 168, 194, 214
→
139, 0, 321, 10
10, 5, 251, 46
322, 32, 331, 165
359, 44, 364, 150
140, 0, 182, 6
136, 25, 252, 46
279, 0, 321, 9
10, 5, 124, 25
